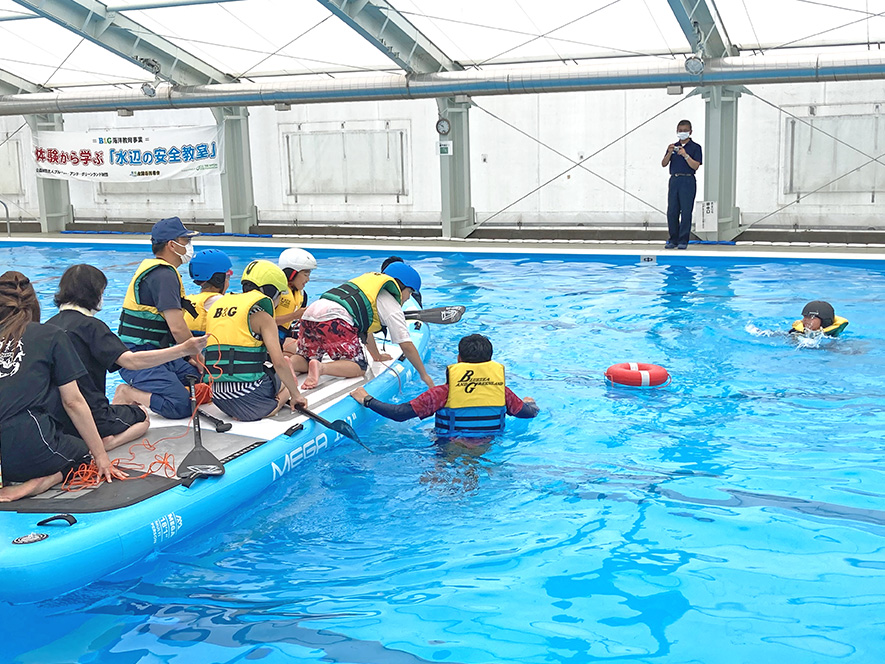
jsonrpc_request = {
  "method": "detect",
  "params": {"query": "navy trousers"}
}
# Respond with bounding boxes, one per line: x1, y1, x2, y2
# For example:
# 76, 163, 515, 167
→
667, 175, 697, 245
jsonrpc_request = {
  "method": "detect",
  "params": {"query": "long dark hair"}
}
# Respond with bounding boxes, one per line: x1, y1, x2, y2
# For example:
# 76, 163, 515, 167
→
0, 271, 40, 351
54, 264, 107, 311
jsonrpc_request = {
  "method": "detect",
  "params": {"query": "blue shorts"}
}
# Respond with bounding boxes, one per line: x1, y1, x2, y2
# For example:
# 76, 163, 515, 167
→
120, 345, 197, 419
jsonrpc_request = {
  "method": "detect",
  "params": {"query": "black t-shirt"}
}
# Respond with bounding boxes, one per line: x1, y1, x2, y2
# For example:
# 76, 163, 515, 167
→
138, 264, 185, 312
0, 322, 86, 422
45, 309, 129, 409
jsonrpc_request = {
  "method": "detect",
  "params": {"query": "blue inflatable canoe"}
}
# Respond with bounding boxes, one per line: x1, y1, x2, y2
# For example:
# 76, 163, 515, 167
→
0, 319, 429, 604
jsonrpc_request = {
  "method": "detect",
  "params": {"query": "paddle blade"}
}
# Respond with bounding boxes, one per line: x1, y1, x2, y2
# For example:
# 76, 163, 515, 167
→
404, 306, 466, 324
331, 419, 361, 444
294, 404, 373, 453
177, 447, 225, 479
333, 419, 374, 453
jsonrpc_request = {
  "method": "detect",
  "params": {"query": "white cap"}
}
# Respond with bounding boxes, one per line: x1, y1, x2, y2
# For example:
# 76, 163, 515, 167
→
278, 247, 317, 272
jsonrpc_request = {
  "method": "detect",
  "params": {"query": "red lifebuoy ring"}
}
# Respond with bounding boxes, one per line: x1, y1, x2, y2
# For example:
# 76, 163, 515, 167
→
605, 362, 669, 387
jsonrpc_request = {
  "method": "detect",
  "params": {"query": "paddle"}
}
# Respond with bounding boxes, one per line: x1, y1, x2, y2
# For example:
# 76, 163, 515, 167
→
294, 403, 373, 453
198, 408, 232, 433
177, 377, 226, 482
403, 305, 466, 324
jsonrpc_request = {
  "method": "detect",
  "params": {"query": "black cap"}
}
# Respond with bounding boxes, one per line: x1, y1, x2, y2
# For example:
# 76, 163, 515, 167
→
802, 301, 835, 328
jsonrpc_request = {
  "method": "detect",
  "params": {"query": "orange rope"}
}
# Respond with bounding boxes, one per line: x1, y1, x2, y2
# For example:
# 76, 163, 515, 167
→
62, 336, 226, 492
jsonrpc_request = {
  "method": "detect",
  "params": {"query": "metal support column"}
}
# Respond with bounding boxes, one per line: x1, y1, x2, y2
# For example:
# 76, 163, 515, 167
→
24, 114, 73, 232
698, 86, 741, 241
212, 106, 257, 234
437, 97, 475, 238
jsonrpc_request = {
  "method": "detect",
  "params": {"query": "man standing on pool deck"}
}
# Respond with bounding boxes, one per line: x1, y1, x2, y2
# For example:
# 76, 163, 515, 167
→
114, 217, 201, 419
662, 119, 702, 250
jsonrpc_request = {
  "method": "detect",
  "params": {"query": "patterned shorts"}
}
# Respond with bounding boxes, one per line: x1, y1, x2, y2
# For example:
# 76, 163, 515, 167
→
295, 318, 368, 370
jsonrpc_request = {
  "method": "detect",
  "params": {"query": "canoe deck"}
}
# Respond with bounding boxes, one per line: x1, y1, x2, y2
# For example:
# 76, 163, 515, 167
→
0, 352, 399, 514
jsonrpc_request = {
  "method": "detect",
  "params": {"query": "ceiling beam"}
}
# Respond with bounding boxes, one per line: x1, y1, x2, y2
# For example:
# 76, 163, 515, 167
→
316, 0, 460, 73
5, 51, 885, 116
0, 66, 47, 94
12, 0, 235, 85
667, 0, 737, 58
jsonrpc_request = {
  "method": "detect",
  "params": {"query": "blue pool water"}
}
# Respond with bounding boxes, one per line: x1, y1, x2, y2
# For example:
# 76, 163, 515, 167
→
1, 241, 884, 663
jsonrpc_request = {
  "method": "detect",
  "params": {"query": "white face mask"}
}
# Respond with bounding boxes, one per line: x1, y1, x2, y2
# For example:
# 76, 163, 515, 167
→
172, 240, 195, 264
96, 295, 103, 312
677, 131, 691, 141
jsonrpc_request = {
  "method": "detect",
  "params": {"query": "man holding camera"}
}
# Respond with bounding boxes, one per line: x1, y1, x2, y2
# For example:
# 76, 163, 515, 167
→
661, 119, 703, 250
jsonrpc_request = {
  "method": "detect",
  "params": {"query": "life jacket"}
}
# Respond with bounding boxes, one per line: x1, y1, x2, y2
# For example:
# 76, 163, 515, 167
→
434, 361, 507, 438
791, 315, 849, 337
203, 291, 274, 383
118, 259, 187, 348
184, 291, 222, 334
321, 272, 401, 335
275, 287, 306, 332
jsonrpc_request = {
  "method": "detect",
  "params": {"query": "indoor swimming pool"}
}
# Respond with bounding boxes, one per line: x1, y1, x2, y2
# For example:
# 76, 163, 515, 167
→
1, 240, 883, 663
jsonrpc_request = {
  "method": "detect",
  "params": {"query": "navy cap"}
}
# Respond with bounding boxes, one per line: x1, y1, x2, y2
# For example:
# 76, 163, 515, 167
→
151, 217, 199, 243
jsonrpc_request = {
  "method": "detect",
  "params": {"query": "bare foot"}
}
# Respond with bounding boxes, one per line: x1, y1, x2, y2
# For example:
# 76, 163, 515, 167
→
0, 472, 63, 502
301, 359, 323, 389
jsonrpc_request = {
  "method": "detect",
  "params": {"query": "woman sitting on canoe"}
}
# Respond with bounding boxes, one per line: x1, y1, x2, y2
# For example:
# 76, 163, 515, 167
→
0, 271, 126, 502
46, 264, 207, 451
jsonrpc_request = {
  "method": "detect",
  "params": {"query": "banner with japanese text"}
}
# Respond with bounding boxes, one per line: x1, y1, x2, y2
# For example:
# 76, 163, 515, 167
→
32, 125, 223, 182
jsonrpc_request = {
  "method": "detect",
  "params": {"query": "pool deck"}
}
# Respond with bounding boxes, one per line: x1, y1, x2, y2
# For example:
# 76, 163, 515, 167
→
4, 232, 885, 260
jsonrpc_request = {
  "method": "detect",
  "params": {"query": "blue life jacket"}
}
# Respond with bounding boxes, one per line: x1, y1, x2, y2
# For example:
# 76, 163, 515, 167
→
434, 361, 506, 438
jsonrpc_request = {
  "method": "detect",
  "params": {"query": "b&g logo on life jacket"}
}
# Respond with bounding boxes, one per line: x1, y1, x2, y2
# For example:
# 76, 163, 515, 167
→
459, 369, 477, 393
213, 307, 237, 318
456, 369, 501, 394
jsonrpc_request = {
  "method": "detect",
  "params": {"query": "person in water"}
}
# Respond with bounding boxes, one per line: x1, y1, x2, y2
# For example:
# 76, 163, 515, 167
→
0, 271, 126, 502
789, 300, 849, 337
46, 264, 207, 451
350, 333, 538, 438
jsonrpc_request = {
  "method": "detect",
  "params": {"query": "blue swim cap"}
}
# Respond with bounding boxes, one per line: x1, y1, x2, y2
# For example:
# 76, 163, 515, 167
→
189, 249, 232, 282
383, 261, 421, 293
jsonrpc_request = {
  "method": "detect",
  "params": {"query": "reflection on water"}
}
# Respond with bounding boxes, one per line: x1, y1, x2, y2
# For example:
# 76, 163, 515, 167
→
1, 245, 884, 663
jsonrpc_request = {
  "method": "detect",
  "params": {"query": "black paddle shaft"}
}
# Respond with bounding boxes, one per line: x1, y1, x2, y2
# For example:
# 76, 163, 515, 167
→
198, 408, 232, 433
294, 404, 373, 453
189, 378, 204, 449
178, 377, 226, 481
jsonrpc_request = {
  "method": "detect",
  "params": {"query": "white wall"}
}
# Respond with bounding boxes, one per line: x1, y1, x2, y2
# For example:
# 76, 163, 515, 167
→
4, 79, 885, 232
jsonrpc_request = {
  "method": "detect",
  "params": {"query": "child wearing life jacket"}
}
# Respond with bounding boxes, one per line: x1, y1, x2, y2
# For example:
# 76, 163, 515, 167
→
184, 249, 233, 334
789, 300, 849, 337
275, 248, 316, 353
350, 334, 538, 438
291, 262, 434, 390
203, 260, 307, 421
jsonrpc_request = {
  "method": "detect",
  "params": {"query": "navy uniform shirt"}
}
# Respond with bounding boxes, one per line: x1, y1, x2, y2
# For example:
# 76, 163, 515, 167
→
138, 264, 185, 312
669, 140, 703, 175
